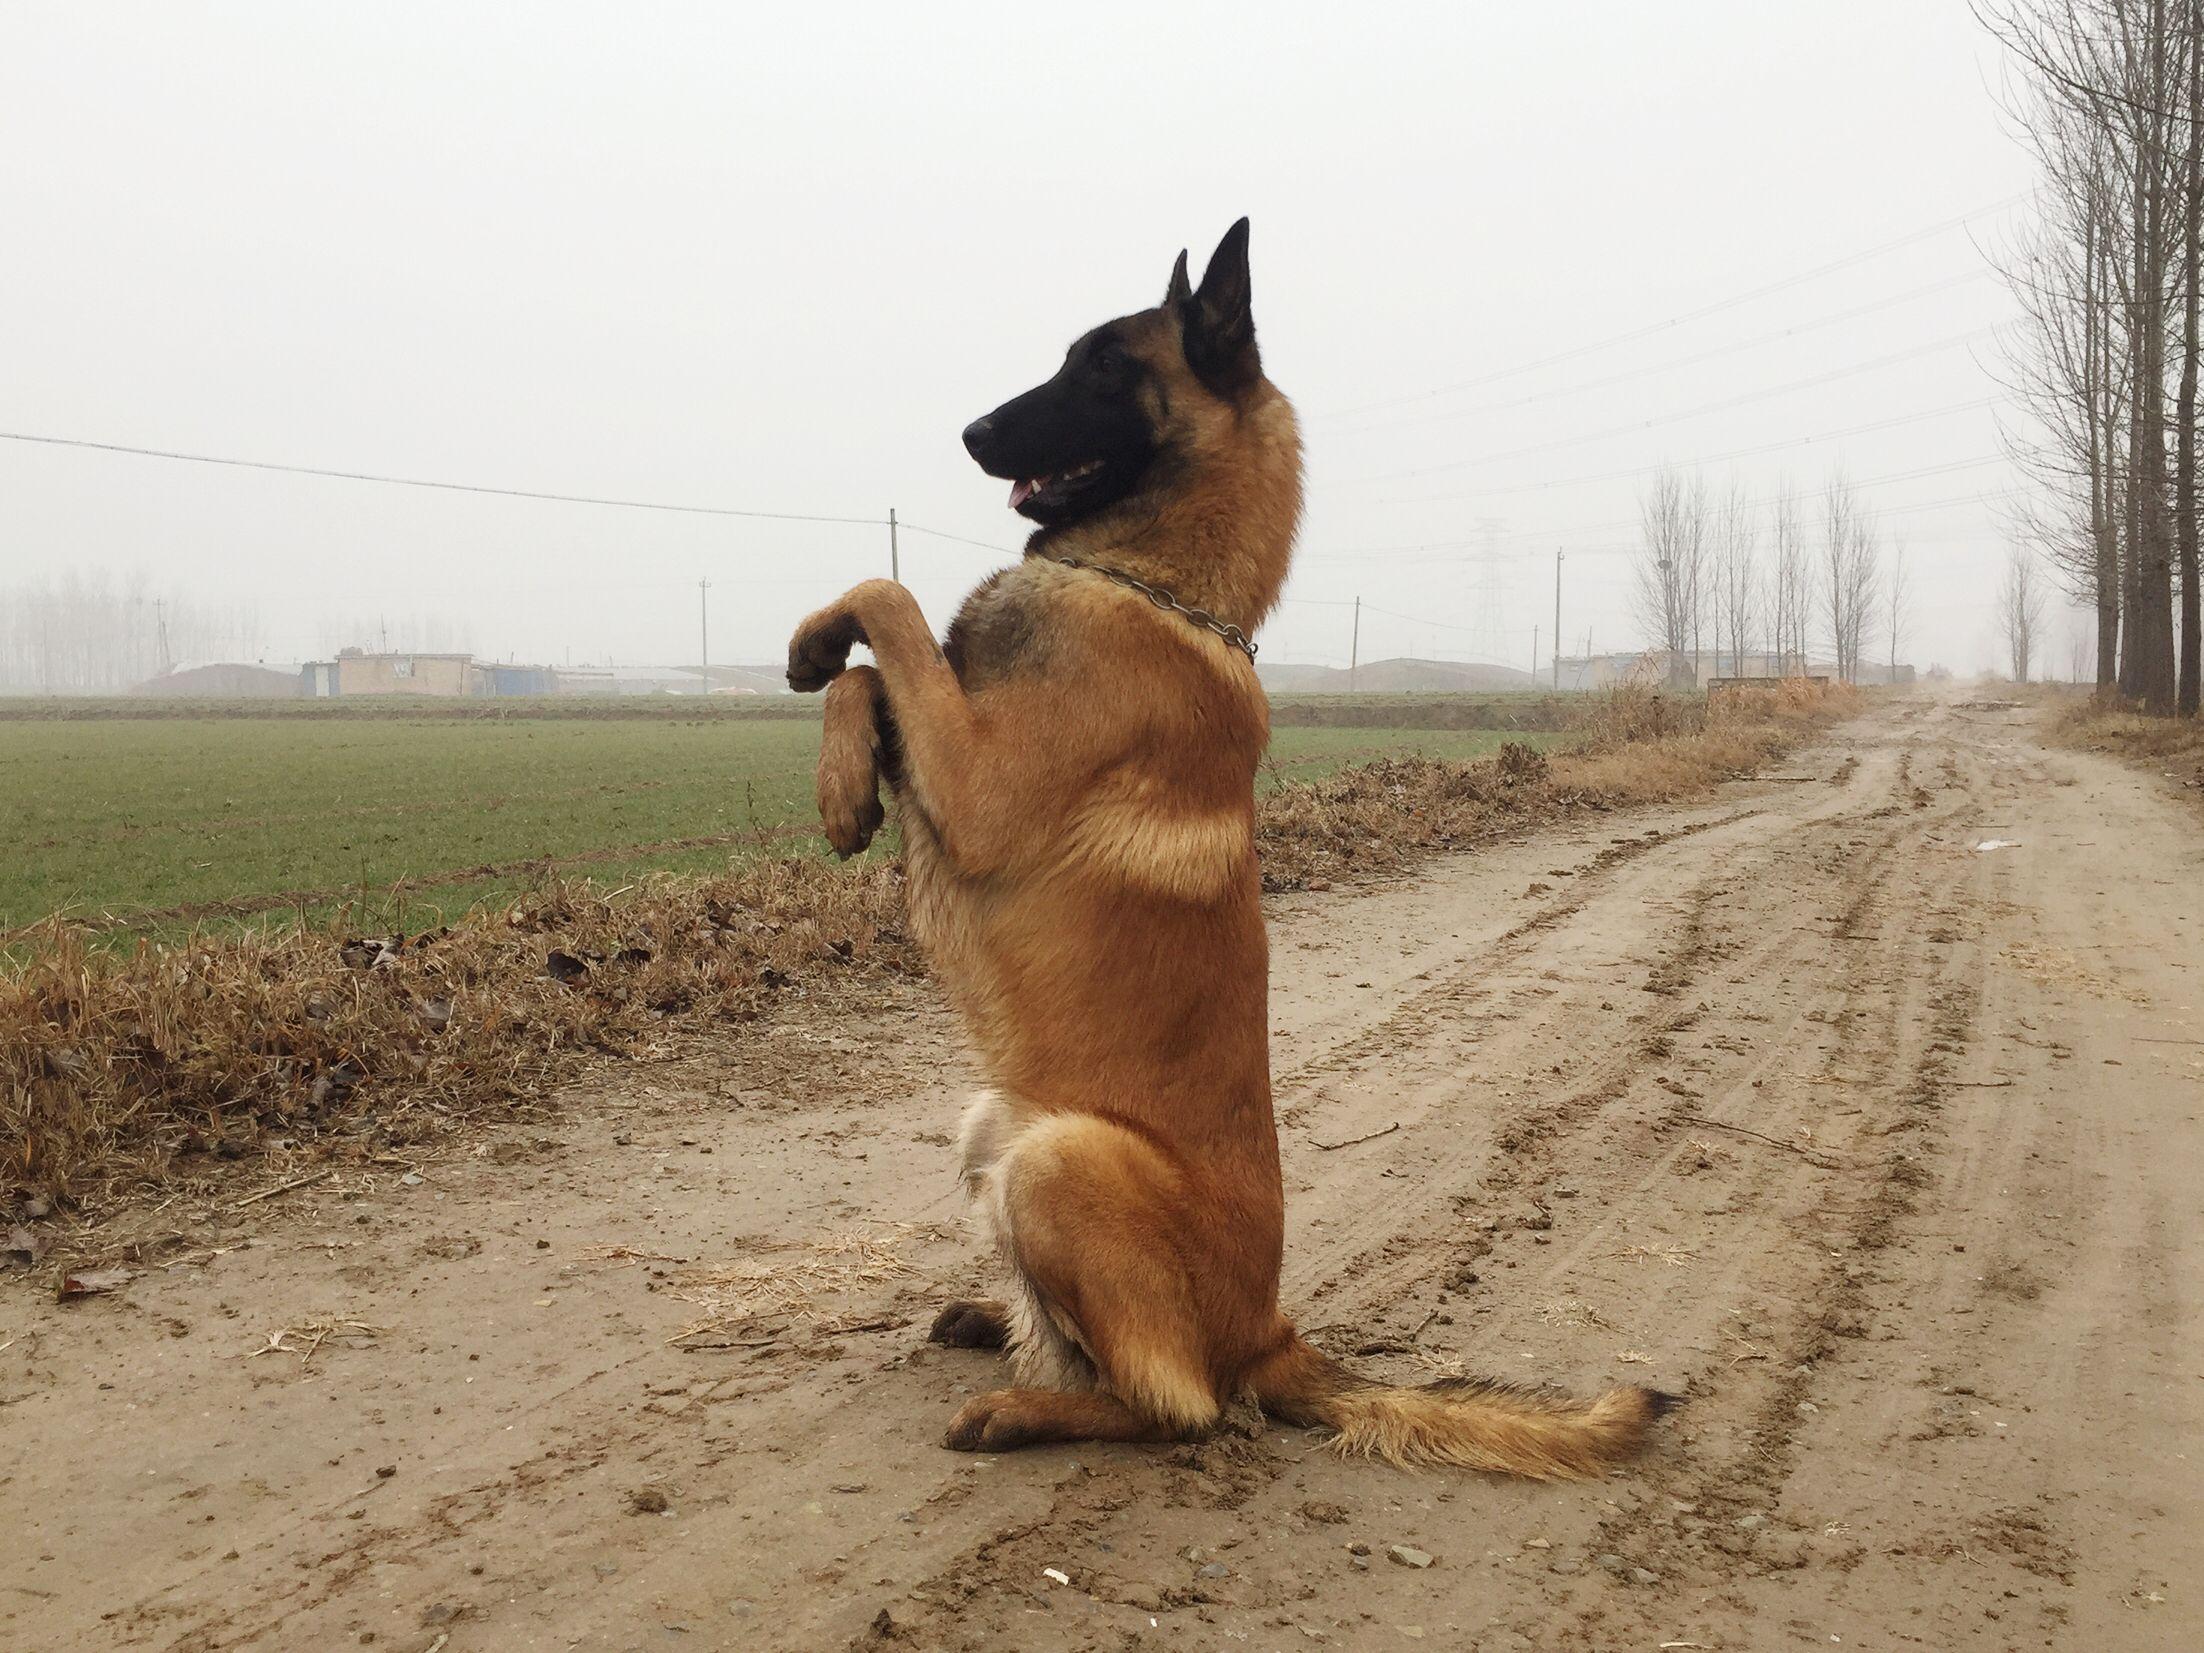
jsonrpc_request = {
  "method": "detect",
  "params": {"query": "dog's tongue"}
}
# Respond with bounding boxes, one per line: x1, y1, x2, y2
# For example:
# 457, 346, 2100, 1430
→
1009, 477, 1038, 509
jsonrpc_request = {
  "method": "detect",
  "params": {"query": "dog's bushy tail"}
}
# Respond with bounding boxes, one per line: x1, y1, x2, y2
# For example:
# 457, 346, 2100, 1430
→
1247, 1334, 1672, 1480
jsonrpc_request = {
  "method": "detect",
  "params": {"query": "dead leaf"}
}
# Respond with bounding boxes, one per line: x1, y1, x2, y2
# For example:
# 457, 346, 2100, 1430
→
340, 936, 402, 970
57, 1266, 134, 1301
5, 1225, 45, 1267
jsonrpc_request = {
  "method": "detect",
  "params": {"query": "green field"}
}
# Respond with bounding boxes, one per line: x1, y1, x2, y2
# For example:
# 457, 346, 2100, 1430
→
3, 705, 1556, 940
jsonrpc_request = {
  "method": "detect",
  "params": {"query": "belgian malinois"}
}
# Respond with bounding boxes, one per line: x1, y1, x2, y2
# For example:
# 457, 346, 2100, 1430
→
786, 220, 1668, 1475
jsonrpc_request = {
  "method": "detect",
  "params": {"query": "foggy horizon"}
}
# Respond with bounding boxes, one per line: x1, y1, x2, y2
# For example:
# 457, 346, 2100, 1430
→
1, 3, 2050, 684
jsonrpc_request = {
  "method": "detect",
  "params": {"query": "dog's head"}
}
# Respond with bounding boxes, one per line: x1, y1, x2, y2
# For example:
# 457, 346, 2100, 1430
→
962, 218, 1265, 527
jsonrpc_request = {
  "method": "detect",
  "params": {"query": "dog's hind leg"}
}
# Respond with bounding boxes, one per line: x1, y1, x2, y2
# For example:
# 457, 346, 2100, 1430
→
928, 1090, 1028, 1356
945, 1387, 1182, 1451
928, 1299, 1010, 1349
944, 1113, 1221, 1452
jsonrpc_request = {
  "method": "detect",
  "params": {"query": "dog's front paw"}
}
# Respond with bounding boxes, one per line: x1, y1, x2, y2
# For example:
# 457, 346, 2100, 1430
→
787, 604, 861, 692
817, 666, 888, 855
824, 790, 885, 858
944, 1389, 1028, 1451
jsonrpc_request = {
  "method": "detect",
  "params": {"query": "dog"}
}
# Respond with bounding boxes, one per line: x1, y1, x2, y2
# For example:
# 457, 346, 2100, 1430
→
785, 219, 1669, 1475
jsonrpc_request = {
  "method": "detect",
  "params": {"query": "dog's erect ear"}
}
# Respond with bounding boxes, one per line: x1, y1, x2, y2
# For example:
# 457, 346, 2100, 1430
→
1164, 248, 1192, 309
1178, 217, 1260, 394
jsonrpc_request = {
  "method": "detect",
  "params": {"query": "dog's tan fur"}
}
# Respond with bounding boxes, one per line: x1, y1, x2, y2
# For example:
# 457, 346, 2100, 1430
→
786, 227, 1667, 1475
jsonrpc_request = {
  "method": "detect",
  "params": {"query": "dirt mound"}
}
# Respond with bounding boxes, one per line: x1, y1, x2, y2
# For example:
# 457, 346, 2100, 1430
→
130, 662, 300, 698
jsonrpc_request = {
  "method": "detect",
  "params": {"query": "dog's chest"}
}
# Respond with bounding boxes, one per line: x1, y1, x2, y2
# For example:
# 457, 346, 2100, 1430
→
944, 566, 1056, 690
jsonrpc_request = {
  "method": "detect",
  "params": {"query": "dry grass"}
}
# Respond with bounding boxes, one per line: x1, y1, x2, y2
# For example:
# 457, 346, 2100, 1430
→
248, 1315, 384, 1364
3, 679, 1850, 1232
1535, 1294, 1619, 1331
3, 858, 914, 1221
662, 1224, 947, 1348
1257, 677, 1852, 891
2049, 696, 2204, 775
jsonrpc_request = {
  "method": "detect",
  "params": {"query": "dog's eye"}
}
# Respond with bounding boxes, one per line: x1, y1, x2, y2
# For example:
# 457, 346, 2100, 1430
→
1093, 342, 1130, 376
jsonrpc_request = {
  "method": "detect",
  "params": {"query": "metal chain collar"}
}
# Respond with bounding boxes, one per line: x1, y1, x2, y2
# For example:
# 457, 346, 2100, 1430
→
1043, 555, 1259, 661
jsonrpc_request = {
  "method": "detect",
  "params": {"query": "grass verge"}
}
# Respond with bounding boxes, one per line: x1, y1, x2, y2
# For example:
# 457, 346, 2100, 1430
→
2, 680, 1850, 1256
2047, 696, 2204, 780
1257, 676, 1850, 889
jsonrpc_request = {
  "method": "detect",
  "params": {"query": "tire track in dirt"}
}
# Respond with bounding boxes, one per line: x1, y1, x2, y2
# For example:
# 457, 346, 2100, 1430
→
1507, 700, 2188, 1652
1554, 787, 1993, 1639
1272, 810, 1765, 1104
1288, 757, 1936, 1338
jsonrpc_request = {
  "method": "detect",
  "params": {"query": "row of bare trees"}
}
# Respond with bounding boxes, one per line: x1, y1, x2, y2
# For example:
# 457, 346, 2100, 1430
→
0, 574, 486, 694
0, 573, 265, 694
1985, 0, 2202, 714
1631, 468, 1902, 686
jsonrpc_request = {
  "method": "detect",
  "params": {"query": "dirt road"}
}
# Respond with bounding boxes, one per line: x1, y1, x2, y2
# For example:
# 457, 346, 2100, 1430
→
7, 693, 2202, 1651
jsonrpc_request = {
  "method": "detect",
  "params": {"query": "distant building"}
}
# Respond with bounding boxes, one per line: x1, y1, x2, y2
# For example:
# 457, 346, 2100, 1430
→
553, 665, 707, 696
1552, 650, 1702, 690
300, 648, 477, 698
485, 663, 558, 696
297, 650, 714, 698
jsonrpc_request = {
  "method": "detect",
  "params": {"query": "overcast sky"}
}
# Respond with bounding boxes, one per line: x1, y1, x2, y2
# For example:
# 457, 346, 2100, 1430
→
0, 3, 2050, 677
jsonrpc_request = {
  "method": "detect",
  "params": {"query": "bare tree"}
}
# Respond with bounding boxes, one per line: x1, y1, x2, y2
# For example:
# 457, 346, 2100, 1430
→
1768, 480, 1812, 673
1886, 538, 1911, 679
1633, 468, 1707, 688
1683, 491, 1711, 684
1821, 472, 1880, 683
1713, 485, 1760, 675
1998, 546, 2049, 680
1987, 10, 2129, 691
2066, 602, 2102, 679
2180, 0, 2203, 712
1981, 0, 2195, 713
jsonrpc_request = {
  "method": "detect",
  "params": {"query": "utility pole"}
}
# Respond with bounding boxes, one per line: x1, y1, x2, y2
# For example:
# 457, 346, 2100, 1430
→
1552, 549, 1563, 691
1349, 596, 1361, 692
889, 506, 900, 582
698, 576, 711, 689
154, 598, 173, 675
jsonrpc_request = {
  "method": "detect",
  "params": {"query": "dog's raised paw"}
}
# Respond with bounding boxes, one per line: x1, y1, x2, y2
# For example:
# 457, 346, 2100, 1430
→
823, 790, 885, 859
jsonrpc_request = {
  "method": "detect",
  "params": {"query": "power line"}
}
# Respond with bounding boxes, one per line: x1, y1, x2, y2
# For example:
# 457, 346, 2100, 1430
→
1280, 486, 2024, 647
1301, 459, 2022, 568
1316, 192, 2031, 421
1328, 324, 2015, 488
1325, 271, 1998, 437
1375, 396, 2009, 505
1522, 484, 2030, 561
0, 430, 890, 526
4, 427, 1021, 589
1359, 599, 1487, 636
894, 520, 1017, 555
